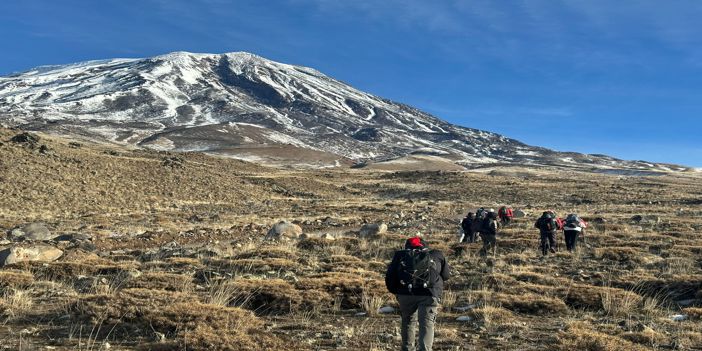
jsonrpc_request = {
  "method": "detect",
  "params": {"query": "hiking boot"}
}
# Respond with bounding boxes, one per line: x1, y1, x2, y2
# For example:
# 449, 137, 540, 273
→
549, 248, 556, 254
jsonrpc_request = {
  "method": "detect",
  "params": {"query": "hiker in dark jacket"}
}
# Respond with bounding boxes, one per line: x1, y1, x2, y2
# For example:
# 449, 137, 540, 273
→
563, 213, 587, 251
460, 212, 476, 243
535, 211, 558, 255
385, 236, 450, 351
479, 210, 499, 256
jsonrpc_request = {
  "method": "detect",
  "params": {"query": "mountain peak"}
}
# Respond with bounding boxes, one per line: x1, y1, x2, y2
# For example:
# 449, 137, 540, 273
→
0, 52, 688, 172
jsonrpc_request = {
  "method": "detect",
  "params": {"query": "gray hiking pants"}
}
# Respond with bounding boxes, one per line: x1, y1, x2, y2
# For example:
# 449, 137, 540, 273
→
397, 294, 439, 351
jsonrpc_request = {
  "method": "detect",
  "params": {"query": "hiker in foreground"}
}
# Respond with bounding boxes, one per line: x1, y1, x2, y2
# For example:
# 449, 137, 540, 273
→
535, 211, 558, 255
563, 213, 587, 251
385, 236, 451, 351
479, 210, 499, 256
460, 212, 476, 243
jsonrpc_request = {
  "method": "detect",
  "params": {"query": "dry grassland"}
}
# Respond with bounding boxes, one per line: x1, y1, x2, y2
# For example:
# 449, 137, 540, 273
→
0, 128, 701, 350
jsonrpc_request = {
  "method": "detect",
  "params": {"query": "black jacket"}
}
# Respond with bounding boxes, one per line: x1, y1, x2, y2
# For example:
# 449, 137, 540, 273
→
385, 248, 450, 297
461, 217, 473, 233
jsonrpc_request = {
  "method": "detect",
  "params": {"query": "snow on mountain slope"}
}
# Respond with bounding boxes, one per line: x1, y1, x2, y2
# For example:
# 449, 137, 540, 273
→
0, 51, 688, 171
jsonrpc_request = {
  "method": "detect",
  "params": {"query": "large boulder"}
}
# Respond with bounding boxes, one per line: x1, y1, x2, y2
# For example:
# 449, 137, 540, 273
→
0, 244, 63, 266
512, 209, 527, 218
9, 223, 54, 241
359, 223, 388, 237
266, 221, 303, 240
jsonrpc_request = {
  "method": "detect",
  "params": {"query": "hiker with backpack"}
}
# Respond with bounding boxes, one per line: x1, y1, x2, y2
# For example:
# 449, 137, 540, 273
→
385, 236, 450, 351
535, 211, 558, 255
479, 210, 500, 256
563, 213, 587, 251
460, 212, 476, 243
471, 207, 487, 241
498, 206, 513, 226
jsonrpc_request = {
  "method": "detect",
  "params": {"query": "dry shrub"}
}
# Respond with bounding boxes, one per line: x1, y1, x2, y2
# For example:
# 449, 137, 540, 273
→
672, 332, 702, 350
0, 289, 34, 321
498, 238, 535, 250
660, 257, 696, 275
469, 303, 513, 327
562, 285, 641, 314
682, 307, 702, 320
621, 327, 668, 347
322, 254, 369, 271
361, 291, 386, 316
0, 271, 34, 292
158, 257, 204, 270
206, 258, 300, 274
125, 272, 194, 292
148, 303, 291, 351
31, 261, 138, 281
72, 288, 192, 328
633, 275, 702, 301
480, 273, 517, 292
295, 272, 389, 309
234, 247, 298, 260
594, 247, 646, 264
558, 322, 649, 351
297, 237, 333, 251
229, 278, 301, 314
512, 272, 571, 287
442, 290, 457, 311
495, 292, 568, 316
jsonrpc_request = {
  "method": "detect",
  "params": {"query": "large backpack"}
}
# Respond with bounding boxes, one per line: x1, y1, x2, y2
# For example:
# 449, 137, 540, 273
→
565, 214, 581, 228
538, 216, 555, 232
398, 249, 437, 290
482, 218, 497, 235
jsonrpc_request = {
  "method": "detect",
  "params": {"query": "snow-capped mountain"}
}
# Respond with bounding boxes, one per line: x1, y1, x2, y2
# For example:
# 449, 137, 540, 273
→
0, 51, 686, 171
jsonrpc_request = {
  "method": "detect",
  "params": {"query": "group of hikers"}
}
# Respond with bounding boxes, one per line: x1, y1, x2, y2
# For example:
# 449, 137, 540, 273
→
460, 206, 588, 256
385, 206, 588, 351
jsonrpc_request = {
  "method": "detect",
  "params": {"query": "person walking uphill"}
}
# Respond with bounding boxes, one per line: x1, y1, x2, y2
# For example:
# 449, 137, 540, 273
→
479, 210, 499, 256
535, 211, 558, 255
563, 213, 587, 251
460, 212, 476, 243
385, 236, 450, 351
498, 206, 513, 226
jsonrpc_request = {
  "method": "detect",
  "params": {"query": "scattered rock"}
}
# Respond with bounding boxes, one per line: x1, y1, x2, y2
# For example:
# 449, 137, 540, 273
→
320, 233, 336, 241
68, 142, 82, 148
266, 220, 303, 240
162, 156, 185, 168
670, 314, 687, 321
53, 233, 93, 242
512, 209, 527, 218
592, 217, 607, 224
9, 223, 54, 241
631, 215, 660, 224
359, 222, 387, 237
454, 305, 476, 312
0, 244, 63, 266
10, 132, 40, 146
378, 306, 395, 314
456, 316, 473, 322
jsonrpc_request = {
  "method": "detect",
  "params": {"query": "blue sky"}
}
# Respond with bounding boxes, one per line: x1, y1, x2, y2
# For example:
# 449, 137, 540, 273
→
1, 0, 701, 167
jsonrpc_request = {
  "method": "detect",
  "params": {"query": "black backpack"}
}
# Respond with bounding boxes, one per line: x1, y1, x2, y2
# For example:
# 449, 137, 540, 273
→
398, 249, 437, 290
482, 218, 497, 235
565, 214, 581, 228
539, 216, 555, 232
